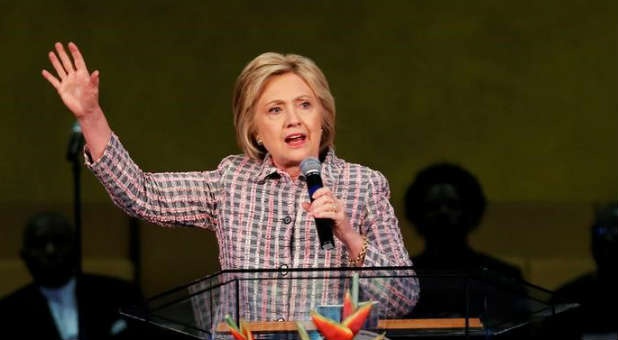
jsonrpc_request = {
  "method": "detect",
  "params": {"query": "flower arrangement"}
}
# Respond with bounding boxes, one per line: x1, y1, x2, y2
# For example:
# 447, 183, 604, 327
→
225, 274, 386, 340
298, 273, 385, 340
224, 315, 254, 340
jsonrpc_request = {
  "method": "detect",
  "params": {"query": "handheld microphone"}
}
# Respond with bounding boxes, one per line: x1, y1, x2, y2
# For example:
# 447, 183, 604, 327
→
300, 157, 335, 250
66, 121, 84, 162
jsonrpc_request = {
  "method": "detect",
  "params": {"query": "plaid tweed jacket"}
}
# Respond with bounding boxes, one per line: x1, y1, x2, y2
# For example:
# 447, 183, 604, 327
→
85, 133, 419, 324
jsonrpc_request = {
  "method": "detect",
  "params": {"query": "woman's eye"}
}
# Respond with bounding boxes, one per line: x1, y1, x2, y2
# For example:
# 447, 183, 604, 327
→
268, 106, 281, 113
301, 101, 311, 108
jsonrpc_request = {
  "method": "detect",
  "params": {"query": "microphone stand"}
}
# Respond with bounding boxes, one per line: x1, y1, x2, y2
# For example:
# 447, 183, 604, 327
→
66, 123, 84, 277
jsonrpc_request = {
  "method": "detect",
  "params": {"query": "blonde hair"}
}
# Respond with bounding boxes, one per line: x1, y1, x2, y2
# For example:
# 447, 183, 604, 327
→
232, 52, 336, 160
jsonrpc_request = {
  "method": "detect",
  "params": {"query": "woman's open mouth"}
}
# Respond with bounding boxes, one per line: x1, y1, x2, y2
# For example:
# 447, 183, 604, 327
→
285, 133, 307, 147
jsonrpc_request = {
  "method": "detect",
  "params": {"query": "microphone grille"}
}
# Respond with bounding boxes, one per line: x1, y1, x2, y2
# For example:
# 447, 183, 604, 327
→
300, 157, 321, 176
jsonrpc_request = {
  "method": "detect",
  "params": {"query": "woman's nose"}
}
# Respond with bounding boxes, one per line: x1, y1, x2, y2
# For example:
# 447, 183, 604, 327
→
285, 108, 302, 127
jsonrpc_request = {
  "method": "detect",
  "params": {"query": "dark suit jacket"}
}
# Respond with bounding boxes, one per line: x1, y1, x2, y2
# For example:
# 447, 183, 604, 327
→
545, 273, 618, 339
0, 274, 143, 340
409, 248, 525, 318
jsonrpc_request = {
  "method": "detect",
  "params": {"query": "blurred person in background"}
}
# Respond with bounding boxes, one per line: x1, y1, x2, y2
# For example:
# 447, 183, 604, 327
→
548, 202, 618, 339
0, 212, 143, 339
404, 163, 523, 318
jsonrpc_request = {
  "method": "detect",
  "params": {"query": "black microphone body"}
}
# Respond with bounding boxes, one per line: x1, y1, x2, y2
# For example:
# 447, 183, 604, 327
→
302, 158, 336, 250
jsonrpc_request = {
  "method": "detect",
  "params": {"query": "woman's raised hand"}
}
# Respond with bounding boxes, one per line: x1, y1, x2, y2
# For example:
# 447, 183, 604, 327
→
42, 42, 101, 119
42, 42, 111, 162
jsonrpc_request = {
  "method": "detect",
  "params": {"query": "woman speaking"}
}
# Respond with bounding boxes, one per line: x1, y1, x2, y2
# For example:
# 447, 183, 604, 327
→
42, 42, 419, 323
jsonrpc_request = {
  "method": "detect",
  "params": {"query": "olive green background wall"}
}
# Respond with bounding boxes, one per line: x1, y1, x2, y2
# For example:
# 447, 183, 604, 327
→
1, 1, 616, 297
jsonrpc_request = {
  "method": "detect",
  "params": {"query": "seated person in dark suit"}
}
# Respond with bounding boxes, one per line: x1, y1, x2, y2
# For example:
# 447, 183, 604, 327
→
404, 163, 524, 320
548, 202, 617, 339
0, 212, 143, 339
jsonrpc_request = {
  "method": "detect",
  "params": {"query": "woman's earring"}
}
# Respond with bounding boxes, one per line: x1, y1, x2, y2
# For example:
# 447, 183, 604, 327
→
256, 136, 263, 146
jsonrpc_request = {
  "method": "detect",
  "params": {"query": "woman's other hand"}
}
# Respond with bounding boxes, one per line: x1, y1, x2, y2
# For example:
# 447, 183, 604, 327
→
303, 187, 365, 262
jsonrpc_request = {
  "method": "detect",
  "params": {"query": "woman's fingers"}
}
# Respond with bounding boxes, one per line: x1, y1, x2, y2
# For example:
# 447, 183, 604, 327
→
90, 70, 99, 87
314, 211, 337, 219
311, 187, 331, 201
68, 42, 88, 72
55, 42, 75, 74
41, 69, 60, 89
309, 188, 339, 212
306, 187, 347, 220
309, 197, 343, 217
48, 51, 67, 79
314, 201, 340, 214
312, 194, 334, 207
312, 204, 340, 219
47, 42, 88, 81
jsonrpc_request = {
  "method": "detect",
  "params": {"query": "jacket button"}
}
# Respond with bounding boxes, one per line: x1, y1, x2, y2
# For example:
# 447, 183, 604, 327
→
279, 264, 288, 276
283, 216, 292, 224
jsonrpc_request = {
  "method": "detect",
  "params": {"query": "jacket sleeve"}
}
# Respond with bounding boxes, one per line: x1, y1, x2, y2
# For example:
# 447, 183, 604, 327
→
358, 170, 420, 317
84, 132, 224, 230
